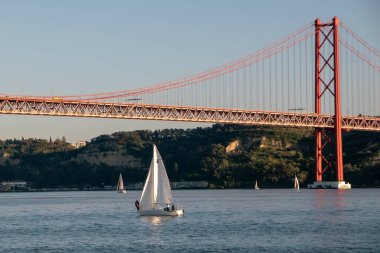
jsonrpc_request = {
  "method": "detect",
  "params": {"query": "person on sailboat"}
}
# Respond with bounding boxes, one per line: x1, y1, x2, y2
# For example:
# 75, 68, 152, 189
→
164, 204, 170, 211
135, 200, 140, 210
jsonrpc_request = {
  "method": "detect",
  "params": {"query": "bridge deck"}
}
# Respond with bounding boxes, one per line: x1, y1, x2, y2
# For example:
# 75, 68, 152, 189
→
1, 97, 379, 131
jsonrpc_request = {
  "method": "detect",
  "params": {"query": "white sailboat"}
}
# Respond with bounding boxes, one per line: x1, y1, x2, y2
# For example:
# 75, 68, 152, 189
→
294, 175, 300, 191
254, 180, 260, 190
116, 173, 127, 194
136, 144, 184, 216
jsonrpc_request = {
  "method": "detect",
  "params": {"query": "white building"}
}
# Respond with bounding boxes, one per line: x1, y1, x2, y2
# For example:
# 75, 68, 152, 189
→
72, 140, 86, 149
0, 181, 28, 191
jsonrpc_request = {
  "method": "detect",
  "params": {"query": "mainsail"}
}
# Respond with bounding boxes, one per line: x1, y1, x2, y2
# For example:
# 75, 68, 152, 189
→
139, 145, 173, 211
117, 173, 126, 192
294, 175, 299, 190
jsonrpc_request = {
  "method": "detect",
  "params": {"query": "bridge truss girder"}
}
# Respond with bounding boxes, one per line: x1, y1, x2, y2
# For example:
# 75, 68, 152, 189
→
1, 97, 379, 131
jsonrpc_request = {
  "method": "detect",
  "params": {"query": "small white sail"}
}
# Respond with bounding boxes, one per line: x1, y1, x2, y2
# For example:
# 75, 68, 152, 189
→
255, 180, 260, 190
138, 144, 183, 216
116, 173, 126, 193
294, 175, 300, 191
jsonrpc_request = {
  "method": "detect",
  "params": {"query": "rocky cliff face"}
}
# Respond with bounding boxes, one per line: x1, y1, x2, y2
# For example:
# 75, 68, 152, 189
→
226, 140, 240, 153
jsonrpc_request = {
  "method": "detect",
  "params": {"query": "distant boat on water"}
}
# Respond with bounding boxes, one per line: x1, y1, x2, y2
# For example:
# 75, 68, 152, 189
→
254, 180, 260, 190
116, 173, 126, 194
294, 175, 300, 191
135, 144, 184, 216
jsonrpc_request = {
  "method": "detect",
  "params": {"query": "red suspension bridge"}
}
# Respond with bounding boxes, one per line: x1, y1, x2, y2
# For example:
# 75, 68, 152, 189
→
1, 17, 379, 188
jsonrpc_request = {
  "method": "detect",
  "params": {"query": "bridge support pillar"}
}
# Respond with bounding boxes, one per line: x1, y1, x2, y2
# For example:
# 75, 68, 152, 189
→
310, 16, 350, 189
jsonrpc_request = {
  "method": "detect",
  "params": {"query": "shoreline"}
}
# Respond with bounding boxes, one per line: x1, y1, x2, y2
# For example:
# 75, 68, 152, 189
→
1, 185, 380, 193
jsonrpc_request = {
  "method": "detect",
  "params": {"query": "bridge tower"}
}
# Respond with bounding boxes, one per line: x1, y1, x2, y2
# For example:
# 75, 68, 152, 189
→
309, 16, 351, 189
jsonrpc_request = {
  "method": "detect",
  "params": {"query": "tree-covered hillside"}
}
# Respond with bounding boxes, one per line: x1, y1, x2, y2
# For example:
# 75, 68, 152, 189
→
0, 124, 379, 189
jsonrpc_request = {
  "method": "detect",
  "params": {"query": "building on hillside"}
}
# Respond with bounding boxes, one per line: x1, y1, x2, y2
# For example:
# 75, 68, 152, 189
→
0, 181, 28, 191
72, 140, 87, 149
170, 181, 209, 189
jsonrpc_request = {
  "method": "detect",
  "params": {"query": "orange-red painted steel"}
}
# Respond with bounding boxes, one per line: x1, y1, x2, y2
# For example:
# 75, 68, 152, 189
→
315, 17, 345, 182
0, 96, 379, 131
315, 18, 323, 182
333, 17, 344, 182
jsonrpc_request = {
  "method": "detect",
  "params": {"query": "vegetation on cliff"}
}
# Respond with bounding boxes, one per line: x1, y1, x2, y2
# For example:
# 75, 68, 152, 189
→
0, 124, 379, 188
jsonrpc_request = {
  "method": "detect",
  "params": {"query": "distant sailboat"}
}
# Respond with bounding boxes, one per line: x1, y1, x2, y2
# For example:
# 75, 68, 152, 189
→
254, 180, 260, 190
135, 144, 184, 216
294, 175, 300, 191
116, 173, 127, 194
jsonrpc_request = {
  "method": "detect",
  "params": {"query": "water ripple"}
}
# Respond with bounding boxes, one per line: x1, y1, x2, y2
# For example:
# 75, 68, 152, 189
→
1, 189, 380, 252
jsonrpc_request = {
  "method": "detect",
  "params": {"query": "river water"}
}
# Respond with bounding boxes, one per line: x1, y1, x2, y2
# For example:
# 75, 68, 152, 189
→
0, 189, 379, 252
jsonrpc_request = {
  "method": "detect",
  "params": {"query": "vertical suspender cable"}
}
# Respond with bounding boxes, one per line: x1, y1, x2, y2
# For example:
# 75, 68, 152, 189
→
269, 53, 272, 111
287, 46, 290, 111
249, 63, 252, 109
345, 30, 348, 116
262, 59, 265, 110
275, 51, 278, 111
305, 33, 308, 113
281, 46, 284, 111
294, 37, 296, 110
299, 39, 302, 111
350, 34, 353, 116
243, 64, 247, 109
256, 58, 259, 110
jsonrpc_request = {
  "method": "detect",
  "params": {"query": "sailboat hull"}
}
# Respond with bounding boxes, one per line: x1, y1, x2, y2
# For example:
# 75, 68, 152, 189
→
138, 209, 184, 217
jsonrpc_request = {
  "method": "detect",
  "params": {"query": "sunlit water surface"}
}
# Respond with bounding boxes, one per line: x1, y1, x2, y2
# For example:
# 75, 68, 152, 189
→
1, 189, 379, 252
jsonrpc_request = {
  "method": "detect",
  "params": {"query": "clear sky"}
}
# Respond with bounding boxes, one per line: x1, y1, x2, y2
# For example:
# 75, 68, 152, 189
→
1, 0, 379, 142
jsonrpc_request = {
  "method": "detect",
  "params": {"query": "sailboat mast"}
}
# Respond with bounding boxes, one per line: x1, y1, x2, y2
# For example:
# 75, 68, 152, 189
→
153, 145, 158, 205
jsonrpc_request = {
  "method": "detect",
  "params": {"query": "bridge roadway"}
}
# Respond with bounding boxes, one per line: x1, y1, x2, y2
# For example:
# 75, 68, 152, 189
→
1, 96, 379, 131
